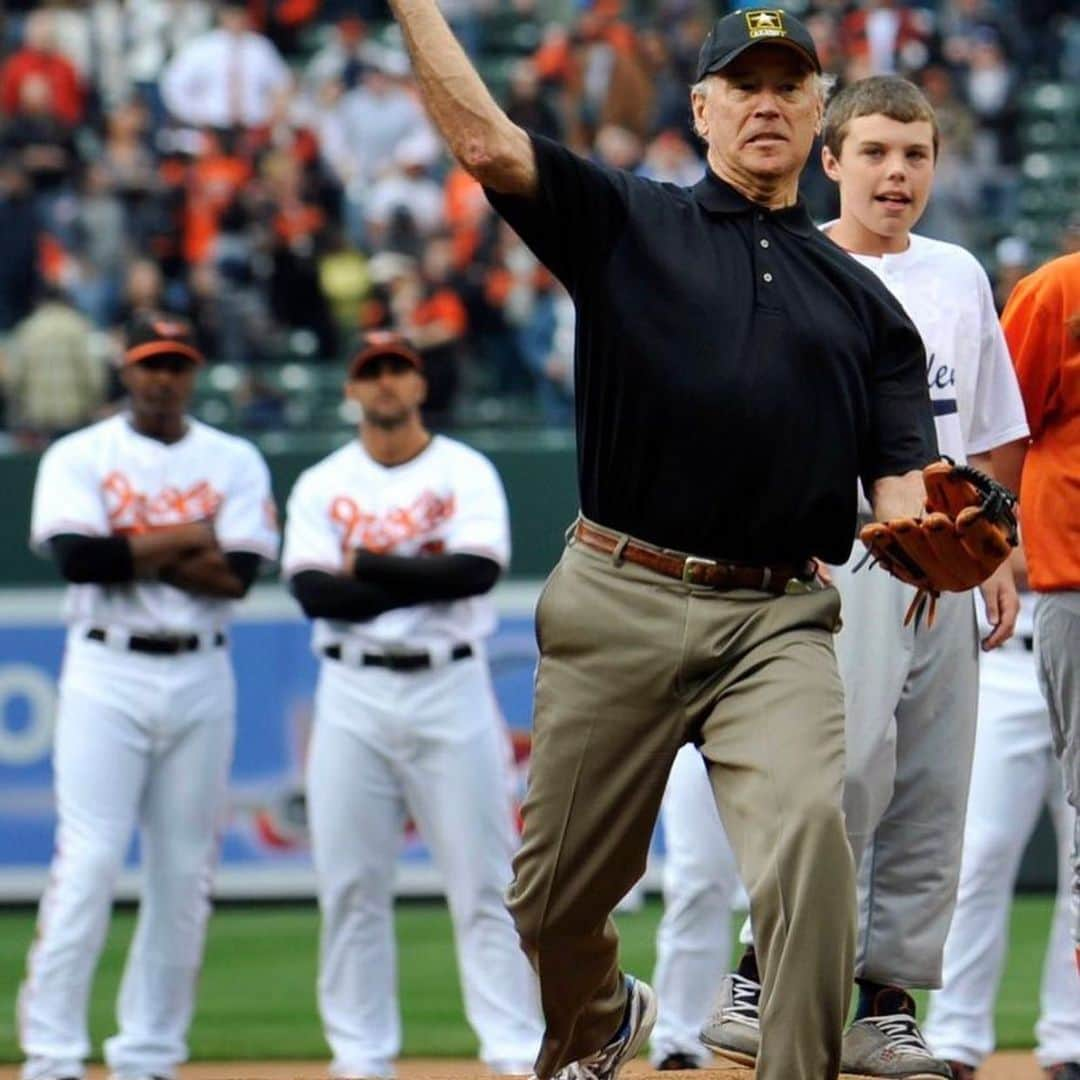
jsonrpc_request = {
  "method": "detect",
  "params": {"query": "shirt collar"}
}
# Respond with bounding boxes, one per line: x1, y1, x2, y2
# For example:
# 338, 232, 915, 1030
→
691, 169, 815, 237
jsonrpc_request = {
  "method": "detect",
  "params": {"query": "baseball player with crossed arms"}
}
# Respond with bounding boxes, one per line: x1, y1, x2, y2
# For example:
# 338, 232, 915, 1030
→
18, 313, 279, 1080
281, 331, 542, 1080
651, 77, 1029, 1078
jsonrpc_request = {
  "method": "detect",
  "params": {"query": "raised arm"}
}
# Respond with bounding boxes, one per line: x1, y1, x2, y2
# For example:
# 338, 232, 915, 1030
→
388, 0, 537, 195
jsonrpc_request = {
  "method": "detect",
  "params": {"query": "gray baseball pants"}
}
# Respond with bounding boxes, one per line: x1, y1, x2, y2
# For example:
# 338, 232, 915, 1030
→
833, 552, 980, 989
1035, 591, 1080, 944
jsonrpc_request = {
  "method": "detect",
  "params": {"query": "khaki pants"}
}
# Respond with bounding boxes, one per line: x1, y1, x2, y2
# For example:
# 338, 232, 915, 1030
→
509, 535, 856, 1080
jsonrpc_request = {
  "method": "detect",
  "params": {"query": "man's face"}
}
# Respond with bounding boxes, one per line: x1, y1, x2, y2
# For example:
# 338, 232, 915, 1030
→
122, 355, 197, 421
822, 114, 936, 243
692, 46, 821, 186
346, 355, 425, 428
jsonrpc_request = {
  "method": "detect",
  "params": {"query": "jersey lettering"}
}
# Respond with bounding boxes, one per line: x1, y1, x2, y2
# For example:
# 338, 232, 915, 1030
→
103, 471, 223, 535
328, 491, 456, 553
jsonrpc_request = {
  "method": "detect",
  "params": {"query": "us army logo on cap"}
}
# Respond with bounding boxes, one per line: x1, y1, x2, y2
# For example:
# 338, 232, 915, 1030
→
745, 10, 786, 38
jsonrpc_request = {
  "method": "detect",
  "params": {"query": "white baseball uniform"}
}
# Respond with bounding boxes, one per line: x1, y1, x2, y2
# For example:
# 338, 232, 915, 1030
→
19, 412, 279, 1080
924, 599, 1080, 1070
281, 434, 542, 1079
652, 232, 1030, 1060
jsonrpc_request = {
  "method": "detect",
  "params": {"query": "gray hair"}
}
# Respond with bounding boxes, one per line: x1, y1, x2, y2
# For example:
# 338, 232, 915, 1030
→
690, 71, 835, 105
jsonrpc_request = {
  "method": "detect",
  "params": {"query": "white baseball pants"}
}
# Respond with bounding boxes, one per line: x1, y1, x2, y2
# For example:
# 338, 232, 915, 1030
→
306, 652, 542, 1079
649, 744, 741, 1066
19, 634, 235, 1080
925, 635, 1080, 1068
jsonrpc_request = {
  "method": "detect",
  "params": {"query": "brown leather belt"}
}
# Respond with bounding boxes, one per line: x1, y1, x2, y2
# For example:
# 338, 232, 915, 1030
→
572, 519, 815, 595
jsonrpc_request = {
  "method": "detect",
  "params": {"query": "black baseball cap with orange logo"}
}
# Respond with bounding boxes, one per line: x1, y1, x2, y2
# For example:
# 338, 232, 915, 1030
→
347, 331, 424, 378
696, 8, 821, 81
124, 312, 206, 367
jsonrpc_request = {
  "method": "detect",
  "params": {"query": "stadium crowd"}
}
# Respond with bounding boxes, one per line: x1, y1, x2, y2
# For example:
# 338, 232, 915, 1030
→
0, 0, 1077, 445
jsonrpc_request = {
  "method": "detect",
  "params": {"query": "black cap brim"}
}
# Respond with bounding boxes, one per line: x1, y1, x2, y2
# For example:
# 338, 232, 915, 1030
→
698, 35, 820, 80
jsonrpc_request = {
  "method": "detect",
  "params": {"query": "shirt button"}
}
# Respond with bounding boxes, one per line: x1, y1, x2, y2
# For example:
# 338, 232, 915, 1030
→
763, 272, 773, 283
760, 239, 770, 248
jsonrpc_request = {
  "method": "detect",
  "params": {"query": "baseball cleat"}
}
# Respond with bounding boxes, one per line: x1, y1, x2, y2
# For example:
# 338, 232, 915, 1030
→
840, 1012, 954, 1079
539, 975, 656, 1080
698, 972, 760, 1066
1046, 1065, 1080, 1079
655, 1051, 702, 1070
946, 1062, 975, 1080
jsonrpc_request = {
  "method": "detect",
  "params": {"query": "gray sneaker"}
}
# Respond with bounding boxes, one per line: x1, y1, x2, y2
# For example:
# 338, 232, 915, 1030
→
541, 976, 657, 1080
698, 973, 761, 1066
841, 1014, 955, 1079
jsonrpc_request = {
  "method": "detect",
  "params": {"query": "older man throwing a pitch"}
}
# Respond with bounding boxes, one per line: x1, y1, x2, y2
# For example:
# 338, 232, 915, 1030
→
384, 5, 939, 1080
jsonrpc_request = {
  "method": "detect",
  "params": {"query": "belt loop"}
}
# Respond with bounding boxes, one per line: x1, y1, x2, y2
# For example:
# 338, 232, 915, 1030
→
610, 534, 629, 567
760, 567, 772, 591
565, 518, 580, 545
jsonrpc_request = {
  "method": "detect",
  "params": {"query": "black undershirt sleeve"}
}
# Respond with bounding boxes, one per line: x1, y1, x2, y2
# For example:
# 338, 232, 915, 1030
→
350, 552, 501, 601
225, 551, 262, 594
290, 555, 501, 623
49, 534, 135, 584
290, 570, 410, 622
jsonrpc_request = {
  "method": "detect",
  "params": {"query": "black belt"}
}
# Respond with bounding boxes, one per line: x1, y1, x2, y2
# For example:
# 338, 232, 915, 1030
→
87, 628, 227, 655
322, 643, 473, 671
1022, 635, 1035, 652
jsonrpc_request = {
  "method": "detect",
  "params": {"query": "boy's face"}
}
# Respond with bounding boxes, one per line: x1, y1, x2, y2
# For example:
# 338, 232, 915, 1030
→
822, 114, 935, 243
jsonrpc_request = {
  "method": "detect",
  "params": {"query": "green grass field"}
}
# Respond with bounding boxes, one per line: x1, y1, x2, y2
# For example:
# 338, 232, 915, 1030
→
0, 896, 1055, 1063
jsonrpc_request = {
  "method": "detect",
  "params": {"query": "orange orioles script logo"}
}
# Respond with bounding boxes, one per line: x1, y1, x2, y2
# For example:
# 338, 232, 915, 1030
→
330, 491, 456, 553
103, 472, 223, 534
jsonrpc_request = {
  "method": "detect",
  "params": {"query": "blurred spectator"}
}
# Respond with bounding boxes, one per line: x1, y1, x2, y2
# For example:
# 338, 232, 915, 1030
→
1062, 214, 1080, 258
504, 59, 562, 142
0, 162, 39, 332
639, 130, 700, 186
303, 14, 390, 99
70, 162, 128, 328
318, 56, 438, 246
363, 240, 469, 427
502, 235, 573, 425
318, 228, 370, 337
261, 150, 338, 359
992, 235, 1032, 312
160, 0, 292, 131
1, 72, 80, 213
116, 257, 167, 326
1, 286, 106, 448
839, 0, 932, 75
592, 124, 643, 171
125, 0, 213, 123
0, 10, 84, 125
915, 64, 980, 246
365, 135, 447, 254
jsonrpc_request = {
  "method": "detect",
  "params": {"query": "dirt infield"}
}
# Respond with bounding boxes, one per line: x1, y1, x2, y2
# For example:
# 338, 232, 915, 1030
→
0, 1054, 1044, 1079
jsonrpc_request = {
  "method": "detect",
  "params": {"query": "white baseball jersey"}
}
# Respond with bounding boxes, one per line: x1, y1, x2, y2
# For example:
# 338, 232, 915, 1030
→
30, 413, 279, 633
281, 434, 510, 653
825, 231, 1030, 511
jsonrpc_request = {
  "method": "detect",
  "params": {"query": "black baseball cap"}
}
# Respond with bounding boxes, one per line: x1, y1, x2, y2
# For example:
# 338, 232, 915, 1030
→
696, 8, 821, 82
124, 312, 205, 367
347, 330, 424, 378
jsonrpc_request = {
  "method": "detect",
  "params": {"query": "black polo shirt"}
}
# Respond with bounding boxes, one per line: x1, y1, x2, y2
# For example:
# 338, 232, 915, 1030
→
487, 134, 937, 566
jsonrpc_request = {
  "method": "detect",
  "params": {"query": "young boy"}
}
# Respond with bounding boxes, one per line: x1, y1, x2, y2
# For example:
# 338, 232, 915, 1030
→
653, 77, 1030, 1079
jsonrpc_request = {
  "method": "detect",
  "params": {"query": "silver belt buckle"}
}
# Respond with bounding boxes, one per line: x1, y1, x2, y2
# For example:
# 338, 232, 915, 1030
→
682, 556, 717, 583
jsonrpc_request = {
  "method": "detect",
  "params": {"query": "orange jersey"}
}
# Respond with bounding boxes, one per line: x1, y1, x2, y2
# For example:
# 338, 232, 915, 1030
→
1000, 252, 1080, 591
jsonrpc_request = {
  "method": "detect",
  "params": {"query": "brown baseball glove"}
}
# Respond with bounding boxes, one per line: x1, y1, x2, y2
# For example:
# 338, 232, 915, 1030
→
857, 459, 1019, 629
